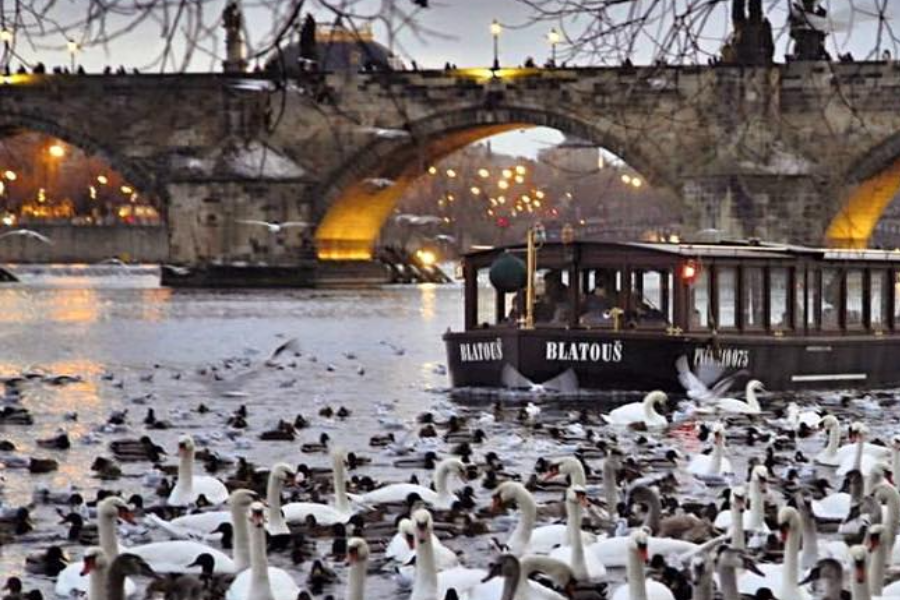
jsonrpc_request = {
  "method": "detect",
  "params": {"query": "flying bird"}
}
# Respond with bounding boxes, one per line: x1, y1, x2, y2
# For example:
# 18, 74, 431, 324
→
236, 220, 311, 234
0, 229, 52, 244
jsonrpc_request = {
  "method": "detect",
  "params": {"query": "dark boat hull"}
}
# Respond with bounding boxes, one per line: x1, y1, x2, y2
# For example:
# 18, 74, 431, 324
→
443, 329, 900, 391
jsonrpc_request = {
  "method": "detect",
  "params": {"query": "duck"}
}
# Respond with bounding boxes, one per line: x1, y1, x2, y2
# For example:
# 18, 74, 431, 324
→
736, 506, 810, 600
627, 485, 712, 544
104, 554, 156, 600
167, 435, 229, 507
602, 391, 668, 429
686, 422, 734, 479
25, 546, 67, 576
358, 457, 467, 509
300, 432, 331, 454
548, 486, 607, 580
714, 379, 764, 414
611, 528, 675, 600
491, 481, 595, 556
410, 509, 486, 600
469, 554, 572, 600
225, 502, 300, 600
281, 449, 355, 526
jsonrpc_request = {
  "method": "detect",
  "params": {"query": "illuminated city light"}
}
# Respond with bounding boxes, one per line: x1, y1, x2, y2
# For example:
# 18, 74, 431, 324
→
632, 177, 643, 188
0, 181, 5, 195
498, 180, 509, 190
534, 200, 541, 207
514, 175, 524, 184
515, 165, 526, 175
0, 29, 13, 43
3, 170, 16, 181
535, 190, 545, 199
470, 186, 481, 195
498, 196, 506, 204
446, 169, 457, 178
428, 166, 438, 175
120, 185, 134, 194
416, 249, 437, 267
621, 174, 633, 185
502, 169, 513, 179
1, 215, 14, 226
97, 175, 108, 185
89, 185, 97, 200
48, 144, 65, 158
478, 168, 490, 178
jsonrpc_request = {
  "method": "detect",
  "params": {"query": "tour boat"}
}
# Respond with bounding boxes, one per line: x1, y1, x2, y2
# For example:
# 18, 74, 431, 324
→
443, 237, 900, 392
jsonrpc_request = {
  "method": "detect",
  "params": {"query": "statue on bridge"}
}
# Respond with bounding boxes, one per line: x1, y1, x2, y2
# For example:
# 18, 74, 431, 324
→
787, 0, 830, 61
721, 0, 774, 66
223, 1, 248, 73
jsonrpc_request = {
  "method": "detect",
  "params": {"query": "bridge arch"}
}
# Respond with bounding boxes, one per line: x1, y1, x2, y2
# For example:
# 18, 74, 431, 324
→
313, 105, 675, 260
827, 132, 900, 248
0, 112, 164, 208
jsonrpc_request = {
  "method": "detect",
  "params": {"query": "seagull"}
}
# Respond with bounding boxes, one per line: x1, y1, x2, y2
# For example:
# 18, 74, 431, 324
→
236, 219, 311, 234
359, 126, 411, 139
0, 229, 52, 244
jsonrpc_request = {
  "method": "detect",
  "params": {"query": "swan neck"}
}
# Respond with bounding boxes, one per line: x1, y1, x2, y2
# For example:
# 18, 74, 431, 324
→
876, 484, 900, 563
511, 488, 537, 552
348, 558, 366, 600
99, 512, 119, 558
603, 460, 618, 510
434, 461, 455, 497
871, 543, 887, 596
266, 475, 287, 533
746, 385, 761, 411
717, 563, 741, 600
852, 567, 873, 600
230, 503, 251, 571
749, 479, 765, 530
730, 502, 745, 550
781, 518, 801, 600
626, 545, 648, 600
89, 561, 107, 600
249, 522, 272, 596
176, 449, 193, 495
800, 504, 820, 570
643, 397, 661, 421
826, 422, 840, 455
106, 567, 127, 600
414, 529, 438, 596
333, 458, 350, 514
642, 489, 662, 533
855, 437, 865, 473
710, 437, 724, 475
567, 499, 587, 579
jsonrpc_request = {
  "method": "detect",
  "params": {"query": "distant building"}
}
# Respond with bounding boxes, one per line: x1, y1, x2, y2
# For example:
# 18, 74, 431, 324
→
266, 23, 404, 75
538, 142, 601, 174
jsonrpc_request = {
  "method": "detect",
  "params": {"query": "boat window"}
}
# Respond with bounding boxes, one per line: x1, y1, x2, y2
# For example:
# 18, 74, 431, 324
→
580, 268, 623, 328
477, 269, 499, 327
689, 269, 710, 330
630, 269, 670, 328
845, 270, 864, 329
742, 267, 765, 329
895, 272, 900, 328
716, 266, 737, 328
821, 268, 841, 330
534, 268, 571, 326
769, 268, 790, 330
807, 270, 819, 329
795, 269, 807, 329
871, 270, 887, 330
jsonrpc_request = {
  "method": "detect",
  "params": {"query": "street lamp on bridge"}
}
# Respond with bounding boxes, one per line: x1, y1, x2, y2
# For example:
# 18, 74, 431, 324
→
548, 28, 560, 66
66, 39, 79, 71
490, 20, 502, 71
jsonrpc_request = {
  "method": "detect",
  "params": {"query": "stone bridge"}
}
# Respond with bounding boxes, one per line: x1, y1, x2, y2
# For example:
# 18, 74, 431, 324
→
3, 61, 900, 267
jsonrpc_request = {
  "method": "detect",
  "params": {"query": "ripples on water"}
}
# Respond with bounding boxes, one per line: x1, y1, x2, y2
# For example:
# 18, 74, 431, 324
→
1, 265, 898, 599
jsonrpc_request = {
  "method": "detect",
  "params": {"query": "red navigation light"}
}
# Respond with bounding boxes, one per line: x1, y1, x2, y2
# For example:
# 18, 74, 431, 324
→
496, 216, 510, 228
681, 261, 698, 283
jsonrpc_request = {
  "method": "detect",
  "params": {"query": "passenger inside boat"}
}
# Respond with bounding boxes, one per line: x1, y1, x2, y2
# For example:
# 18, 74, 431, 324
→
535, 269, 570, 323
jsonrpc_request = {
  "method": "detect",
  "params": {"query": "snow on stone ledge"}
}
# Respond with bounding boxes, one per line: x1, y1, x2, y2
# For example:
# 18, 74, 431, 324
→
221, 142, 307, 180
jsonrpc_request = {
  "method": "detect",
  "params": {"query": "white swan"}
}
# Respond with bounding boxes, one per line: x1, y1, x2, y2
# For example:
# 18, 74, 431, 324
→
837, 423, 891, 478
785, 402, 822, 430
736, 506, 810, 600
603, 391, 668, 428
715, 379, 764, 415
147, 487, 260, 544
714, 465, 770, 534
55, 497, 137, 598
79, 548, 109, 600
816, 415, 843, 466
545, 456, 587, 486
346, 537, 369, 600
492, 481, 595, 556
393, 517, 459, 583
687, 422, 734, 478
812, 469, 863, 522
611, 528, 675, 600
226, 502, 300, 600
359, 457, 466, 509
410, 509, 486, 600
589, 531, 698, 569
548, 486, 607, 580
168, 435, 229, 506
282, 449, 354, 526
848, 543, 890, 600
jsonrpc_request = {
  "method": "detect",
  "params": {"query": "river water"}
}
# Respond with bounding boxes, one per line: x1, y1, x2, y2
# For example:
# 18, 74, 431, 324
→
2, 266, 899, 599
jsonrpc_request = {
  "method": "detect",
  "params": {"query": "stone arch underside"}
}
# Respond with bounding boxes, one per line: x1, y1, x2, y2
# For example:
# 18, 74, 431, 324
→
0, 112, 164, 211
827, 134, 900, 248
313, 106, 671, 260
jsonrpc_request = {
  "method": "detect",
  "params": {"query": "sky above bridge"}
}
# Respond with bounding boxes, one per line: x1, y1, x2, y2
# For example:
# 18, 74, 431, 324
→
11, 0, 895, 159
